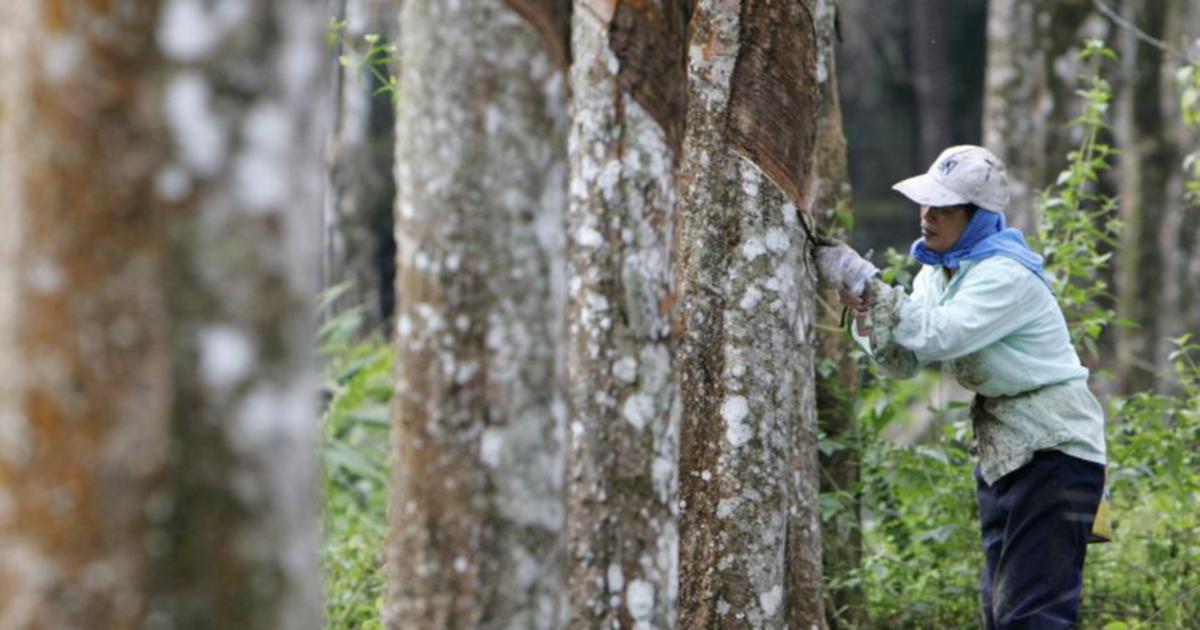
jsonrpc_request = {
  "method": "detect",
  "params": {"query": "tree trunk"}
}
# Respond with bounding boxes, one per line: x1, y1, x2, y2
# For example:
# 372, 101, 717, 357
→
1158, 0, 1200, 387
983, 0, 1093, 233
909, 0, 953, 166
386, 1, 568, 627
564, 1, 686, 627
675, 0, 825, 627
1115, 0, 1173, 393
0, 2, 327, 628
324, 0, 399, 334
809, 2, 864, 627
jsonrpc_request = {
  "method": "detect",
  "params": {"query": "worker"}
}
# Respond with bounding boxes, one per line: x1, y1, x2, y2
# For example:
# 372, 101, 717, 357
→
814, 145, 1108, 629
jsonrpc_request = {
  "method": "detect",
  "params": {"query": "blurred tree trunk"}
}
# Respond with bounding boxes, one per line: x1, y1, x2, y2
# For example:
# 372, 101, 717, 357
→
675, 0, 825, 626
324, 0, 398, 334
983, 0, 1093, 233
810, 2, 864, 627
1115, 0, 1174, 393
910, 0, 953, 165
564, 1, 685, 627
1158, 0, 1200, 381
0, 2, 327, 628
386, 0, 568, 627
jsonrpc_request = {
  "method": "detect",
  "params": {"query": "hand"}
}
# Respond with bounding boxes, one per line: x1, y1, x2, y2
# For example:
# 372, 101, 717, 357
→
815, 238, 879, 296
839, 289, 871, 335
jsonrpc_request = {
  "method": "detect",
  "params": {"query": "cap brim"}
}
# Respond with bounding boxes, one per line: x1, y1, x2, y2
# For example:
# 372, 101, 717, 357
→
892, 174, 969, 207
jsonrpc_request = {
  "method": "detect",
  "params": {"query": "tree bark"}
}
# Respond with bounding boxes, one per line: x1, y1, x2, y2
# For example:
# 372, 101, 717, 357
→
675, 0, 825, 627
324, 0, 398, 334
809, 2, 864, 627
1158, 0, 1200, 387
983, 0, 1093, 233
1115, 0, 1173, 393
386, 1, 568, 627
0, 1, 328, 628
564, 1, 686, 627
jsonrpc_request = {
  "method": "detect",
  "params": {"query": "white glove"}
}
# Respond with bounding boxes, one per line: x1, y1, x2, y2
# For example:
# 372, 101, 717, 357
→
815, 238, 879, 296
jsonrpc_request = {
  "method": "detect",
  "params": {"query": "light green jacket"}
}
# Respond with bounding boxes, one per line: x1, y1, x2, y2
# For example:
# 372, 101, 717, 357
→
853, 256, 1107, 484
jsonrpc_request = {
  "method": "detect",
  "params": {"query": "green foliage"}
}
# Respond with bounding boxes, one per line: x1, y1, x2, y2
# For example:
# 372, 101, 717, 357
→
1084, 336, 1200, 626
1175, 41, 1200, 202
858, 421, 979, 627
318, 287, 393, 630
1033, 39, 1124, 363
327, 17, 399, 101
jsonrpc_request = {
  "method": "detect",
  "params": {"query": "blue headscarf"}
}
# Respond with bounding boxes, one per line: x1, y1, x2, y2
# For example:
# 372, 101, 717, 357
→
910, 208, 1050, 287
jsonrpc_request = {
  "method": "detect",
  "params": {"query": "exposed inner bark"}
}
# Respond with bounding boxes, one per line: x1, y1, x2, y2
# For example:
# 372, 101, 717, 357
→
504, 0, 573, 69
726, 0, 820, 209
608, 0, 691, 154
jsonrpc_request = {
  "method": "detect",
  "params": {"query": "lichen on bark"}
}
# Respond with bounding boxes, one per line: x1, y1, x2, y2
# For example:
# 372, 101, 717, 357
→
387, 1, 568, 627
0, 2, 327, 628
675, 0, 825, 627
564, 2, 681, 627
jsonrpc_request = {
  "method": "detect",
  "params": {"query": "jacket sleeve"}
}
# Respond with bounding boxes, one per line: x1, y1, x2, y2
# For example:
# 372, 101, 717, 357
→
888, 260, 1043, 363
859, 279, 921, 379
850, 277, 923, 380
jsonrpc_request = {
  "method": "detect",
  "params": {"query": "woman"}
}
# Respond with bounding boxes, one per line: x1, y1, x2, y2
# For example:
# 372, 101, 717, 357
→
815, 145, 1107, 629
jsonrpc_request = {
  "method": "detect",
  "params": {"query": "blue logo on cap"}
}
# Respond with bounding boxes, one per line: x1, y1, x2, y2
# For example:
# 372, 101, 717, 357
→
937, 158, 959, 176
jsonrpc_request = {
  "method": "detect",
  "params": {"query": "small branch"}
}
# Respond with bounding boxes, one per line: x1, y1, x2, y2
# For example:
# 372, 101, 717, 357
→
1092, 0, 1198, 65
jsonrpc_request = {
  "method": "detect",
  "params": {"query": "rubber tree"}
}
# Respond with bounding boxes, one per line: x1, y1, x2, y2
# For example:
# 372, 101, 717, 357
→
1157, 0, 1200, 381
564, 1, 687, 627
674, 0, 826, 626
983, 0, 1094, 234
324, 0, 399, 334
386, 0, 569, 626
1114, 0, 1181, 393
0, 1, 328, 628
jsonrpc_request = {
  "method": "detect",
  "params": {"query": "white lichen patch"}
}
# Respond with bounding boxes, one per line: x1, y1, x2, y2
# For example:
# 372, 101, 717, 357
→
164, 72, 227, 176
721, 396, 752, 447
454, 361, 479, 385
576, 225, 604, 248
606, 563, 624, 593
26, 258, 63, 294
741, 237, 766, 261
479, 428, 504, 468
234, 104, 292, 211
651, 455, 674, 504
759, 585, 783, 617
612, 356, 638, 383
230, 382, 309, 453
198, 325, 254, 393
155, 165, 192, 201
41, 35, 83, 83
626, 579, 655, 621
157, 0, 249, 62
739, 286, 763, 311
622, 393, 654, 431
764, 228, 790, 253
740, 168, 761, 198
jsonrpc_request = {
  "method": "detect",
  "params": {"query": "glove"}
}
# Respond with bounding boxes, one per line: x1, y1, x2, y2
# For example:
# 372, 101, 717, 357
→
815, 237, 879, 296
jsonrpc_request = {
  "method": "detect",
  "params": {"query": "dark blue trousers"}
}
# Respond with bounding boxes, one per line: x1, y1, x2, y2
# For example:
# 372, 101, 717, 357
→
975, 450, 1105, 629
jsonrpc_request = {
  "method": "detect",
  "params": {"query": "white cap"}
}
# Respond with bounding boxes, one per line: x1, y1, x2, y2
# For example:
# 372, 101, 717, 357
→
892, 145, 1011, 214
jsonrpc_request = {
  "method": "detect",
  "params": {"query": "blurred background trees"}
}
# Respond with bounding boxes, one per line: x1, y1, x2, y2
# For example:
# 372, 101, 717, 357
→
0, 1, 328, 628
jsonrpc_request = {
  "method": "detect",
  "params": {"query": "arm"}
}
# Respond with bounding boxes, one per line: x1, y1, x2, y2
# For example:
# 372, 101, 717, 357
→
853, 279, 922, 379
881, 260, 1042, 363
